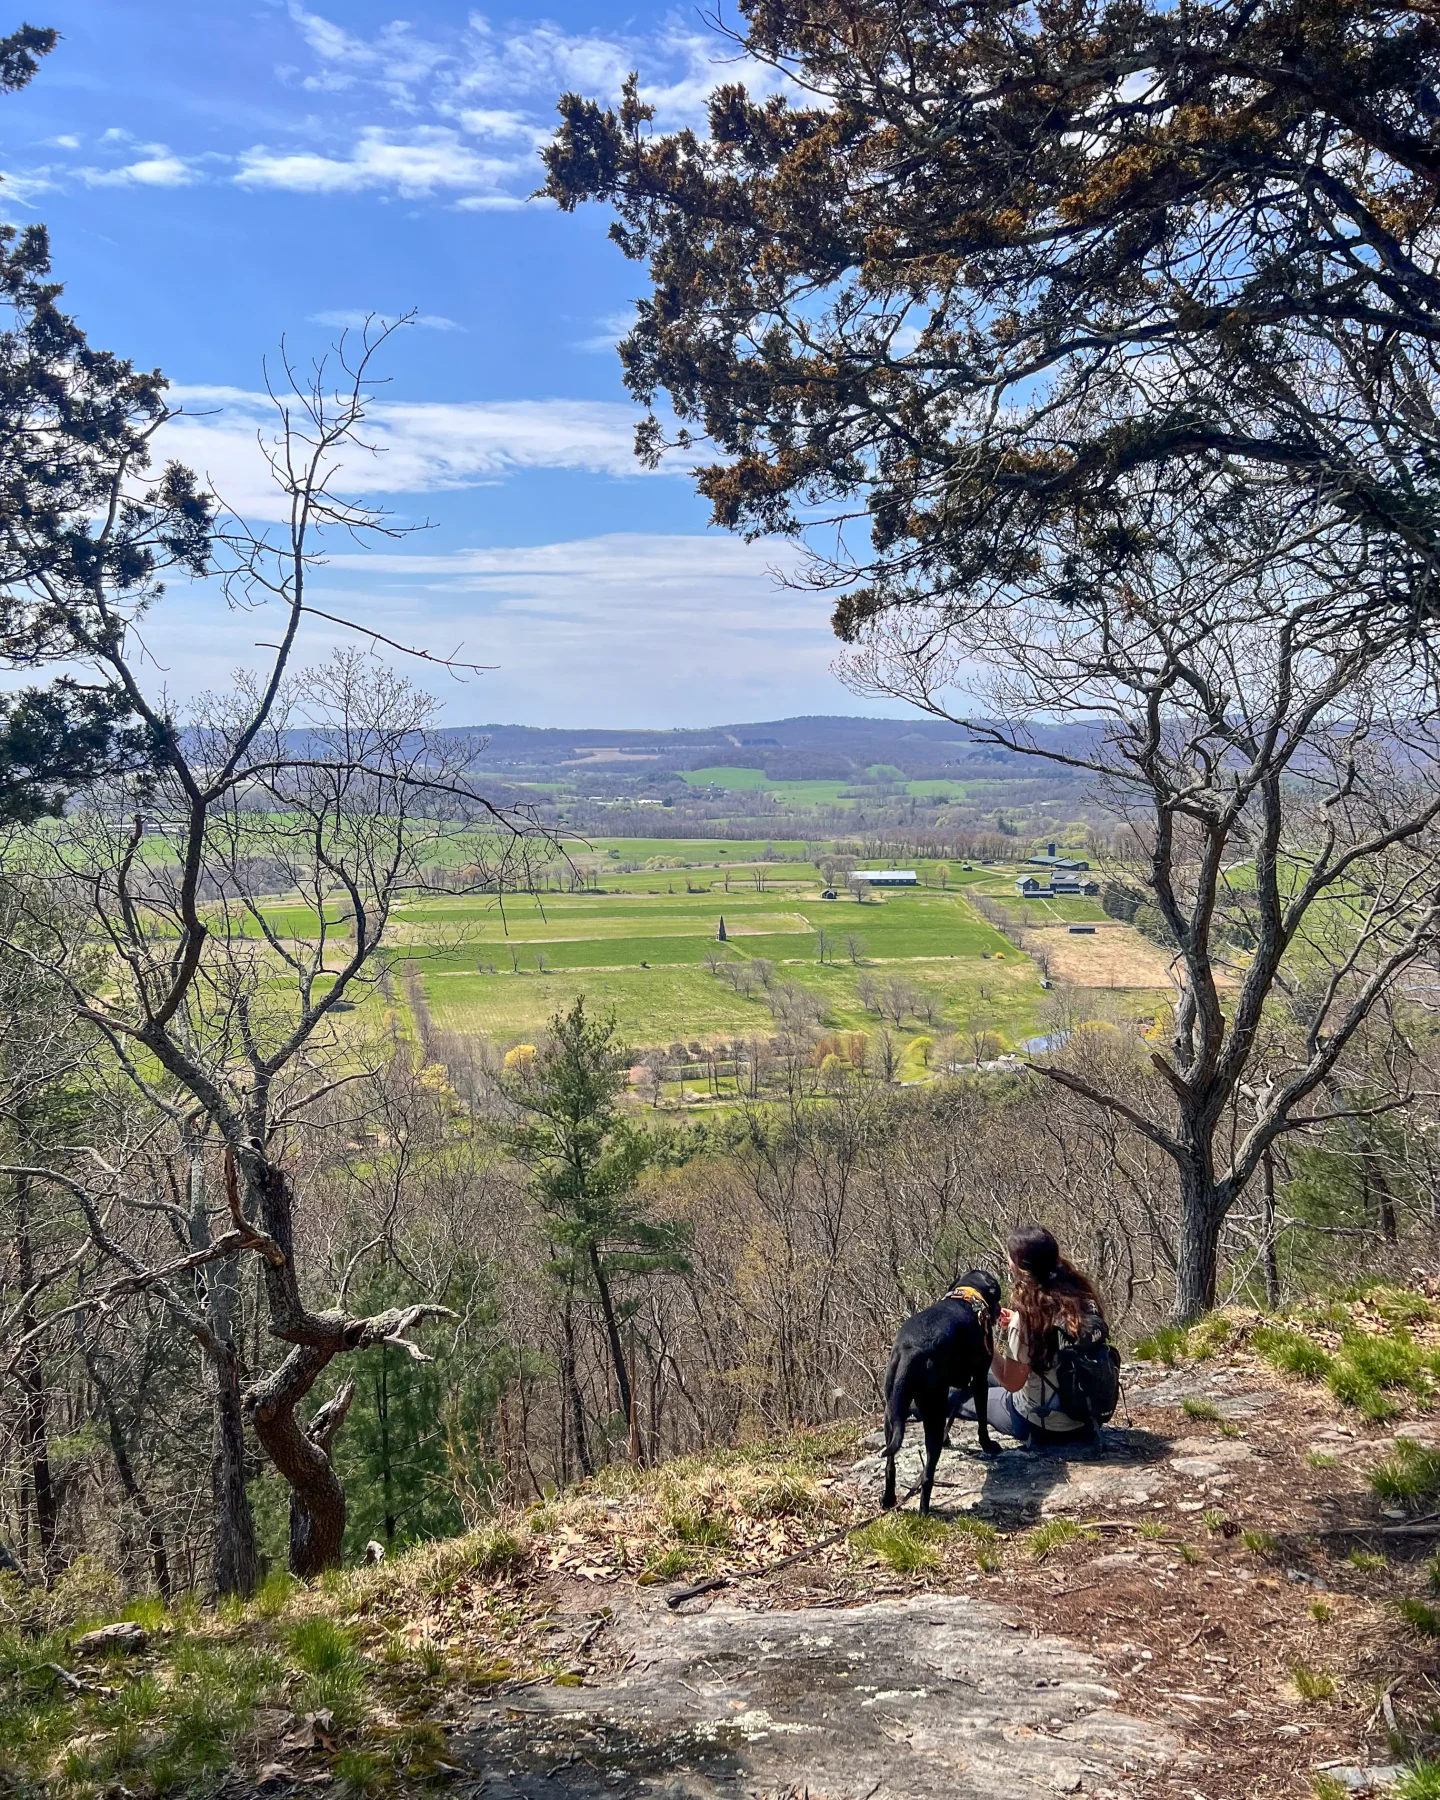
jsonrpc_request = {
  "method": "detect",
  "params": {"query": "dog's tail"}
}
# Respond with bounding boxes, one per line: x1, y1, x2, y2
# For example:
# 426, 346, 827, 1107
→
884, 1347, 923, 1455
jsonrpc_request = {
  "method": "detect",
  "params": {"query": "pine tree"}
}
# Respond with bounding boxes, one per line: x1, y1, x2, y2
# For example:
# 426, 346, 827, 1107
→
0, 25, 212, 820
507, 1000, 689, 1454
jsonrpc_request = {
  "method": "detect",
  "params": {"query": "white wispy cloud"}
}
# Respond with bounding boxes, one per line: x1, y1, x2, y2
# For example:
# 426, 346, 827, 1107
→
284, 1, 449, 99
0, 166, 58, 210
136, 532, 828, 723
337, 530, 834, 726
81, 151, 198, 188
236, 126, 522, 198
308, 309, 463, 332
468, 19, 790, 126
5, 9, 794, 212
574, 309, 638, 354
224, 7, 797, 207
155, 387, 677, 517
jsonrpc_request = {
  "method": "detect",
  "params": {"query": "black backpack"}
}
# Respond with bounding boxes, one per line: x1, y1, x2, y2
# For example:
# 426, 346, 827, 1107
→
1045, 1309, 1121, 1430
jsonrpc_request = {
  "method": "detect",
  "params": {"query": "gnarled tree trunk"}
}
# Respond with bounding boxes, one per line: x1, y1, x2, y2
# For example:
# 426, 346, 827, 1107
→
235, 1155, 446, 1577
247, 1344, 355, 1578
14, 1171, 58, 1579
186, 1141, 260, 1598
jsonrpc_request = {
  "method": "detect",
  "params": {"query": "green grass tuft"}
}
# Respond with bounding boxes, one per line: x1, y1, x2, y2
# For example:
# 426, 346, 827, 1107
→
1290, 1660, 1336, 1702
252, 1569, 299, 1619
1133, 1325, 1189, 1366
1252, 1326, 1333, 1381
1305, 1450, 1340, 1469
1347, 1547, 1388, 1574
1309, 1598, 1334, 1624
1181, 1397, 1223, 1422
1371, 1438, 1440, 1510
1027, 1519, 1098, 1560
1242, 1529, 1278, 1557
1365, 1288, 1438, 1328
642, 1546, 694, 1581
669, 1509, 734, 1548
287, 1616, 358, 1676
333, 1747, 387, 1794
1395, 1759, 1440, 1800
1188, 1315, 1234, 1357
852, 1512, 951, 1574
1399, 1597, 1440, 1637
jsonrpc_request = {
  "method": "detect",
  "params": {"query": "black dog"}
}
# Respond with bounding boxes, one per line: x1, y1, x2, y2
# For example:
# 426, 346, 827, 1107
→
881, 1269, 1004, 1513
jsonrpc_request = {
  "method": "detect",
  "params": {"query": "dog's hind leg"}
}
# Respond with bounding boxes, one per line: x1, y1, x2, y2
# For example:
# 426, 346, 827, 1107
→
881, 1352, 904, 1509
919, 1406, 946, 1514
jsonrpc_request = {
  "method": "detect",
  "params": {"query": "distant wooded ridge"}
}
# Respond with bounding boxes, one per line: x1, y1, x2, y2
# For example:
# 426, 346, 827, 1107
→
421, 715, 1104, 780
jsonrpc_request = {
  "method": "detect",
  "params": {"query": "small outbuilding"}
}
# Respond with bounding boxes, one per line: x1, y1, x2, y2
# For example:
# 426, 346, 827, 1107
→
851, 869, 919, 887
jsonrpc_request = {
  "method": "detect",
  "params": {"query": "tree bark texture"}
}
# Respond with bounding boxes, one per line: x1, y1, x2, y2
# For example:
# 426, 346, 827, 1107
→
588, 1239, 634, 1439
1174, 1154, 1222, 1323
1261, 1149, 1281, 1312
14, 1172, 58, 1577
210, 1339, 259, 1598
560, 1287, 593, 1479
187, 1145, 260, 1598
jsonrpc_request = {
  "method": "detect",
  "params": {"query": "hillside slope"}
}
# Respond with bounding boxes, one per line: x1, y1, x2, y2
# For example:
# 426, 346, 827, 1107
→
5, 1286, 1439, 1799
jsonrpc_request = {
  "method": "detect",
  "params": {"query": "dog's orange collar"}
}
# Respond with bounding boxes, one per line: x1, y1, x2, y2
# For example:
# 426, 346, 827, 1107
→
947, 1283, 992, 1329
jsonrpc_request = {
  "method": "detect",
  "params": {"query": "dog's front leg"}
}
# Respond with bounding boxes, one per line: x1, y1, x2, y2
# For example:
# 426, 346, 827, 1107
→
882, 1443, 898, 1510
973, 1374, 1000, 1456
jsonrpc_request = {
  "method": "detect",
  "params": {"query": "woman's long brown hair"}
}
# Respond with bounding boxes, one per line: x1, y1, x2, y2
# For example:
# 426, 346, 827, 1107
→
1006, 1225, 1105, 1369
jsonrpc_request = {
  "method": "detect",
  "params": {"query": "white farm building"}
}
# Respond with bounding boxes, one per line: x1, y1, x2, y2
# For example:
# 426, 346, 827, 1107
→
852, 870, 919, 887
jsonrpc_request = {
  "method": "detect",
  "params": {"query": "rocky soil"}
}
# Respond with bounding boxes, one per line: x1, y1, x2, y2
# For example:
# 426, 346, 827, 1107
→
427, 1351, 1436, 1800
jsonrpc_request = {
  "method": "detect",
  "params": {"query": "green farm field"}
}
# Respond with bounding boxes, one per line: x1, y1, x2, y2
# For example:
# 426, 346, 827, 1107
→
377, 845, 1161, 1048
679, 766, 977, 806
233, 839, 1163, 1052
420, 953, 1048, 1045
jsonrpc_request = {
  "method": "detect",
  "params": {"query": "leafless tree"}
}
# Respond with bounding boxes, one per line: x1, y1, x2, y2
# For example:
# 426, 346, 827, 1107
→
879, 978, 916, 1028
0, 323, 543, 1582
968, 1026, 1003, 1067
848, 477, 1440, 1317
913, 989, 945, 1028
870, 1029, 902, 1084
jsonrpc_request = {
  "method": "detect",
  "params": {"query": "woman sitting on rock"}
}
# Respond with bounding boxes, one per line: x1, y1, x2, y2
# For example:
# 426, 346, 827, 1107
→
957, 1224, 1115, 1442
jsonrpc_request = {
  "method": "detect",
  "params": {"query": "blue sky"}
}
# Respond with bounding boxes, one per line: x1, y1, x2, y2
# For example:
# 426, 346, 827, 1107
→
0, 0, 899, 727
